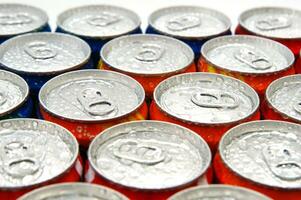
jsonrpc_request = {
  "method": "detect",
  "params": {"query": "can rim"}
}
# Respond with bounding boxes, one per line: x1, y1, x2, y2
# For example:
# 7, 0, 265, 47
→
238, 6, 301, 40
87, 120, 212, 191
218, 120, 301, 190
0, 118, 79, 190
38, 69, 146, 123
100, 34, 195, 76
148, 5, 232, 40
56, 4, 141, 39
201, 35, 295, 75
153, 72, 260, 126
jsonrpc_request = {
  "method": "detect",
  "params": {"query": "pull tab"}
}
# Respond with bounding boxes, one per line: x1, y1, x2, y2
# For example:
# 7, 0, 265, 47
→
166, 15, 201, 31
87, 12, 120, 27
191, 90, 239, 109
262, 145, 301, 181
0, 91, 7, 106
113, 139, 165, 165
0, 13, 33, 25
135, 44, 164, 62
24, 41, 57, 60
77, 88, 116, 116
255, 16, 292, 31
293, 102, 301, 114
234, 49, 272, 70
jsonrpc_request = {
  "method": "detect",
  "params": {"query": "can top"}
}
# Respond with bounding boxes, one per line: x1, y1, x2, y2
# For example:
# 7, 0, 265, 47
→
101, 34, 194, 75
201, 35, 294, 74
57, 5, 141, 39
148, 6, 231, 39
0, 70, 29, 117
154, 72, 259, 125
0, 32, 91, 75
0, 4, 48, 37
88, 121, 211, 190
266, 74, 301, 123
220, 120, 301, 189
39, 70, 145, 122
239, 7, 301, 40
0, 119, 78, 189
18, 183, 129, 200
168, 185, 272, 200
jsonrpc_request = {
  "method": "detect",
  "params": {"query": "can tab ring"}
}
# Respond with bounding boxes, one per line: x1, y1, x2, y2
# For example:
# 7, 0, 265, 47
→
0, 13, 33, 25
87, 12, 121, 27
255, 16, 292, 31
234, 49, 272, 70
24, 41, 57, 60
293, 102, 301, 114
0, 91, 7, 106
166, 15, 201, 31
135, 44, 165, 62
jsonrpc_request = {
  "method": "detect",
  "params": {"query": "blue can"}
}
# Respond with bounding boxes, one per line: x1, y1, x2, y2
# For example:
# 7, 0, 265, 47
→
0, 4, 51, 44
146, 6, 232, 62
0, 70, 33, 119
56, 5, 142, 66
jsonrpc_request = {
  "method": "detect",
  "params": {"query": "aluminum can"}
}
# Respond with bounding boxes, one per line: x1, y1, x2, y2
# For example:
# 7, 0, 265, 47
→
296, 50, 301, 73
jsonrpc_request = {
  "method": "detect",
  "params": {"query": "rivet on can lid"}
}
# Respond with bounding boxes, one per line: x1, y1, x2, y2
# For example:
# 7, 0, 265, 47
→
57, 5, 141, 39
101, 34, 194, 75
88, 120, 211, 190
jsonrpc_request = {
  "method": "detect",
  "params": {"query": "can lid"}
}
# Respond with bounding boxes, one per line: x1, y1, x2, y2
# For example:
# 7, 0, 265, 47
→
39, 70, 145, 122
239, 7, 301, 39
201, 35, 294, 74
101, 34, 194, 75
0, 119, 78, 189
0, 4, 48, 37
88, 121, 211, 190
18, 183, 129, 200
148, 6, 231, 39
266, 74, 301, 123
219, 120, 301, 189
154, 72, 259, 125
57, 5, 141, 39
168, 185, 272, 200
0, 70, 29, 117
0, 32, 91, 75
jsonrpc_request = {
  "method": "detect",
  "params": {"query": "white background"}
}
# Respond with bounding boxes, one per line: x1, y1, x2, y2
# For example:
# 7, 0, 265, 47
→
2, 0, 301, 31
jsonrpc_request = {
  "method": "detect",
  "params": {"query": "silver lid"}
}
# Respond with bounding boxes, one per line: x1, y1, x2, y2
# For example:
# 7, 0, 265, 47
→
0, 119, 78, 188
57, 5, 140, 39
239, 7, 301, 39
18, 183, 129, 200
101, 34, 194, 75
88, 121, 211, 190
0, 70, 29, 117
168, 185, 272, 200
220, 120, 301, 189
201, 35, 294, 74
0, 4, 48, 37
39, 70, 145, 122
266, 75, 301, 122
0, 32, 91, 74
154, 72, 259, 125
148, 6, 231, 39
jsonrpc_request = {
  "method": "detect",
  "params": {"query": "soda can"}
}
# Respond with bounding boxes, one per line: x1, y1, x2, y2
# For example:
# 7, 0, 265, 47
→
0, 70, 33, 119
18, 183, 128, 200
100, 34, 196, 98
168, 185, 272, 200
150, 72, 260, 152
56, 5, 141, 65
214, 120, 301, 200
146, 6, 231, 61
296, 50, 301, 73
39, 70, 148, 148
0, 32, 93, 97
235, 7, 301, 57
85, 120, 212, 200
0, 118, 82, 200
262, 74, 301, 123
0, 3, 50, 44
199, 35, 295, 99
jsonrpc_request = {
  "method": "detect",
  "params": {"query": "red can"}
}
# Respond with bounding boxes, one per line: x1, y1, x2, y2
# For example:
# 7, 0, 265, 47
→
150, 72, 260, 152
85, 121, 213, 200
198, 35, 295, 100
296, 50, 301, 73
0, 119, 82, 200
39, 70, 148, 148
99, 34, 196, 97
214, 120, 301, 200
